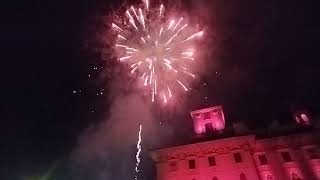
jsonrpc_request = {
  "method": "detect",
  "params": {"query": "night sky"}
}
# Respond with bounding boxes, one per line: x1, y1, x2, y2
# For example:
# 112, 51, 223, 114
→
2, 0, 320, 179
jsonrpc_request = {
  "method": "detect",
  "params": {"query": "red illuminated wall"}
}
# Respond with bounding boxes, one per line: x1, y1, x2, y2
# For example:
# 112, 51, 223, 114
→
152, 133, 320, 180
151, 106, 320, 180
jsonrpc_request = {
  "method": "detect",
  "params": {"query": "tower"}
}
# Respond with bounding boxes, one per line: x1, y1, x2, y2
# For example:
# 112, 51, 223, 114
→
190, 106, 225, 135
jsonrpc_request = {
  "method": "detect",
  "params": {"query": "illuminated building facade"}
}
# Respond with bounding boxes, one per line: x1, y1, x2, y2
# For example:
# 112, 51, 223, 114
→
151, 106, 320, 180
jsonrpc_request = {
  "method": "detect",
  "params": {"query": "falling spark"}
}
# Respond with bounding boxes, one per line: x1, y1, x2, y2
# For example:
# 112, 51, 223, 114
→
139, 8, 146, 29
117, 35, 127, 40
112, 23, 123, 32
159, 27, 163, 37
127, 48, 139, 52
116, 44, 139, 52
167, 20, 175, 30
152, 87, 155, 102
119, 56, 131, 61
149, 69, 153, 84
183, 71, 196, 78
115, 44, 127, 48
134, 125, 143, 179
182, 57, 194, 60
173, 17, 183, 32
131, 66, 138, 73
167, 86, 172, 97
144, 76, 149, 86
163, 58, 171, 64
159, 4, 164, 16
183, 31, 204, 42
141, 37, 146, 44
163, 93, 167, 103
142, 72, 146, 79
177, 80, 188, 91
144, 0, 149, 10
126, 10, 138, 30
112, 0, 204, 102
164, 63, 178, 72
181, 51, 193, 56
131, 6, 139, 20
165, 24, 188, 46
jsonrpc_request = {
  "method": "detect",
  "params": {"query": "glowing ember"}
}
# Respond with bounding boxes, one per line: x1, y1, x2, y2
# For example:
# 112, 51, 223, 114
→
112, 0, 204, 103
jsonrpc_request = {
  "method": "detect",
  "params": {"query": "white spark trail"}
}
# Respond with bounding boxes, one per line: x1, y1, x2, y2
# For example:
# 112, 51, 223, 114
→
172, 17, 183, 32
183, 31, 204, 42
183, 71, 196, 78
167, 86, 172, 97
163, 58, 171, 64
139, 8, 146, 29
144, 76, 149, 86
119, 56, 131, 61
167, 20, 175, 30
152, 87, 155, 102
126, 10, 138, 30
164, 63, 178, 72
141, 37, 146, 44
134, 125, 143, 180
159, 27, 163, 37
131, 6, 139, 20
163, 93, 167, 103
144, 0, 149, 10
159, 4, 164, 16
181, 51, 193, 56
177, 80, 188, 91
131, 66, 138, 73
182, 57, 194, 60
115, 44, 139, 52
115, 44, 127, 48
117, 35, 127, 40
112, 23, 123, 32
165, 24, 188, 46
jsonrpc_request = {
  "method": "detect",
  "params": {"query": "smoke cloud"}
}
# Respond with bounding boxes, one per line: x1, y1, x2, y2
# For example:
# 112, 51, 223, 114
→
69, 85, 156, 179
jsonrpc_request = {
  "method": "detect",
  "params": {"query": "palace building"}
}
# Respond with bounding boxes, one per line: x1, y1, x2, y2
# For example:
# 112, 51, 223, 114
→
151, 106, 320, 180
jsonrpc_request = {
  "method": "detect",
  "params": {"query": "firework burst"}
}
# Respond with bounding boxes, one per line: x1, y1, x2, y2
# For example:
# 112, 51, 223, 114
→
112, 0, 204, 103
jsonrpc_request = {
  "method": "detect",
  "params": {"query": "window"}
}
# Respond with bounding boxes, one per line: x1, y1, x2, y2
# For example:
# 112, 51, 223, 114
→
266, 175, 273, 180
281, 151, 292, 162
291, 172, 302, 180
258, 154, 268, 165
208, 156, 216, 166
306, 148, 319, 159
233, 152, 243, 163
169, 162, 177, 171
205, 123, 214, 134
240, 173, 247, 180
189, 159, 196, 169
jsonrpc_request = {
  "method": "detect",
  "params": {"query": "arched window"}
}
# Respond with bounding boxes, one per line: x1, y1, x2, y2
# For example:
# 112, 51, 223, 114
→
205, 123, 214, 134
266, 175, 273, 180
240, 173, 247, 180
212, 176, 218, 180
291, 172, 302, 180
